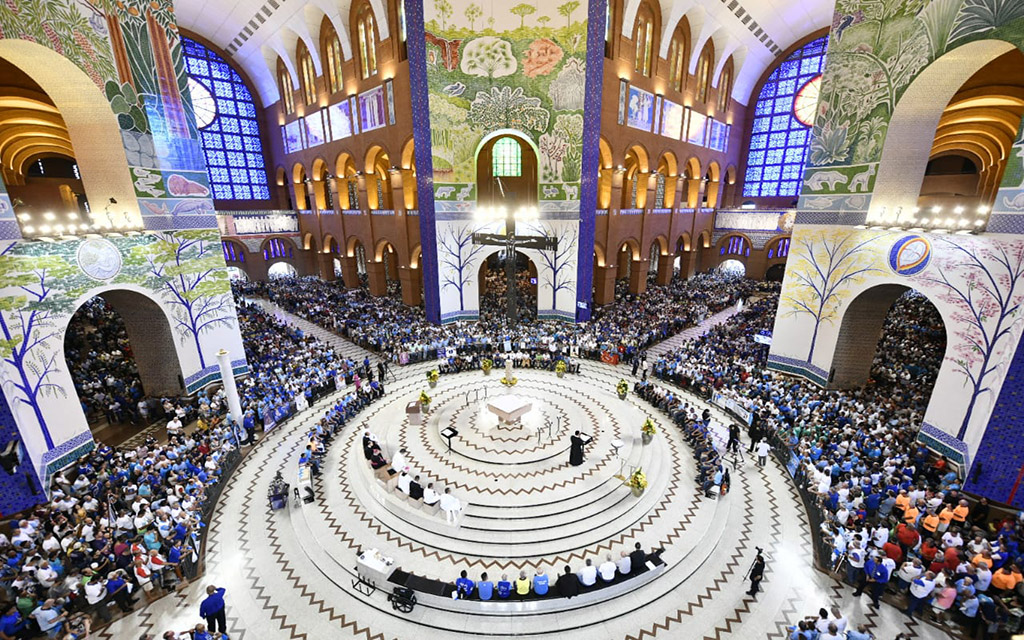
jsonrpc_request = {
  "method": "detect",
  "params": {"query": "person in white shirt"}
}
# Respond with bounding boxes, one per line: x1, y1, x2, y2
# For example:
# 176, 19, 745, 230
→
828, 607, 848, 634
423, 483, 440, 506
755, 439, 771, 466
598, 554, 617, 582
397, 471, 411, 494
439, 488, 462, 524
167, 417, 183, 436
577, 559, 597, 586
906, 571, 936, 619
943, 529, 963, 549
974, 564, 993, 592
616, 551, 632, 575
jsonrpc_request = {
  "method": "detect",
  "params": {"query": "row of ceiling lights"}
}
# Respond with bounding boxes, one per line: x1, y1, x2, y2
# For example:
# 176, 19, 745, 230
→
863, 204, 990, 233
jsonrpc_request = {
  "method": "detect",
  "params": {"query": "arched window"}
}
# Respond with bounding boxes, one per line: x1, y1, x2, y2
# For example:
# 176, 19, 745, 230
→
720, 235, 750, 257
767, 237, 791, 259
298, 42, 317, 105
695, 45, 712, 103
604, 0, 616, 57
743, 36, 828, 198
222, 241, 245, 262
322, 25, 344, 95
491, 137, 522, 177
277, 59, 295, 115
357, 5, 378, 79
667, 27, 687, 93
634, 9, 654, 77
717, 62, 732, 114
264, 238, 294, 260
396, 0, 408, 60
183, 38, 271, 200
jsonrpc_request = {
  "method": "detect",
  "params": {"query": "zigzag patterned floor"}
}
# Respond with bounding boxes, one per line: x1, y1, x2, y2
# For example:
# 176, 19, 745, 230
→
97, 302, 954, 640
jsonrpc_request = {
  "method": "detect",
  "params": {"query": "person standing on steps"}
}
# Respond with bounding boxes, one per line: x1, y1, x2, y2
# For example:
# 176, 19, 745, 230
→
199, 585, 228, 637
569, 431, 586, 466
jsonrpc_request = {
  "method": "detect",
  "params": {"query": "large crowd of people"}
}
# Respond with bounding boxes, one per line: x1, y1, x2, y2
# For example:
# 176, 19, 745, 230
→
636, 287, 1024, 638
232, 271, 769, 367
65, 299, 146, 426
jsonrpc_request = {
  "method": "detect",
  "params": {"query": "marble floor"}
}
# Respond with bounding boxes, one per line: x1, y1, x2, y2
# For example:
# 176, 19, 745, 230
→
98, 303, 955, 640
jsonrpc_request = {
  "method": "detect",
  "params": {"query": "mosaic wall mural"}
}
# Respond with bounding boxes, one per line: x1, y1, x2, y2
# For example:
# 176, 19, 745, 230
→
798, 0, 1024, 216
0, 0, 216, 232
424, 0, 589, 321
0, 231, 246, 503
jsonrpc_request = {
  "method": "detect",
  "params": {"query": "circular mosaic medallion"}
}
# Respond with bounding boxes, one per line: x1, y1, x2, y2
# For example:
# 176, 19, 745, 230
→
76, 238, 123, 281
889, 235, 931, 276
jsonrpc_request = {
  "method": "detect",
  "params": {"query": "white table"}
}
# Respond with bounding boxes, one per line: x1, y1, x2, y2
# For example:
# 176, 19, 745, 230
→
486, 395, 533, 425
357, 548, 396, 587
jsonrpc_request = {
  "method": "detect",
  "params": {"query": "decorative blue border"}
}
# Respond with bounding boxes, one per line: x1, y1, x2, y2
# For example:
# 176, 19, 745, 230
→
794, 211, 868, 226
918, 422, 969, 470
143, 215, 219, 230
539, 309, 576, 321
184, 359, 249, 393
574, 0, 605, 323
44, 441, 95, 475
766, 353, 829, 386
987, 213, 1024, 234
406, 0, 441, 324
0, 220, 22, 240
41, 430, 94, 464
440, 310, 479, 323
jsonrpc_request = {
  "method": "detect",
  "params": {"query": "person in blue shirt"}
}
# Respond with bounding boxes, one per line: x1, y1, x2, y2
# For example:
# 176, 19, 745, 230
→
0, 604, 29, 640
455, 570, 474, 599
199, 585, 227, 635
496, 574, 512, 599
532, 569, 549, 596
477, 573, 494, 600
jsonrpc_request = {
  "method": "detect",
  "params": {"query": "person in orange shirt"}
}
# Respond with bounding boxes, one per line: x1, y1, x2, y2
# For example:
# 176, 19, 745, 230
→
903, 501, 921, 526
920, 510, 940, 534
894, 490, 911, 519
972, 551, 993, 569
951, 499, 970, 524
937, 505, 955, 533
990, 563, 1023, 596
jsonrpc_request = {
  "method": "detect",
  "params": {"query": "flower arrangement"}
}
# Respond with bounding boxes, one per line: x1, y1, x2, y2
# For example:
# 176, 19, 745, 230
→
427, 369, 440, 386
627, 468, 648, 493
501, 375, 518, 386
616, 379, 629, 398
419, 391, 431, 406
642, 418, 657, 436
555, 360, 567, 376
481, 358, 493, 374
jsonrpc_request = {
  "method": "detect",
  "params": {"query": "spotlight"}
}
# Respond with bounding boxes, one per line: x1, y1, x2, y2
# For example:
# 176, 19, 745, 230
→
67, 224, 77, 233
17, 213, 30, 222
954, 206, 964, 214
977, 205, 989, 215
67, 212, 79, 220
53, 224, 64, 234
23, 225, 34, 234
43, 212, 55, 221
40, 224, 51, 233
975, 219, 985, 227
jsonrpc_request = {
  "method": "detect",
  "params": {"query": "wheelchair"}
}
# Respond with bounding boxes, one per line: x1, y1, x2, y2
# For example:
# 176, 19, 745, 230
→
387, 586, 417, 613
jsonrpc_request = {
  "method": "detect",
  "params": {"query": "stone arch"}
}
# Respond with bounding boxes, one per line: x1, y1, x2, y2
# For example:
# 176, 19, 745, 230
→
0, 39, 140, 223
675, 232, 691, 253
684, 156, 702, 180
302, 232, 316, 251
323, 234, 340, 254
872, 40, 1019, 216
364, 144, 393, 209
594, 241, 607, 267
291, 163, 309, 209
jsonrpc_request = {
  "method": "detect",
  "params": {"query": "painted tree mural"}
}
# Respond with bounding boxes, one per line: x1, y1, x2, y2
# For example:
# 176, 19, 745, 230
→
536, 224, 577, 310
439, 224, 486, 311
133, 231, 235, 370
0, 243, 90, 449
918, 237, 1024, 439
781, 229, 887, 362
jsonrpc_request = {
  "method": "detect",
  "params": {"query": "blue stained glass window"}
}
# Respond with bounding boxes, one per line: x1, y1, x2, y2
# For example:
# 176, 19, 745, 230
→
743, 37, 828, 198
183, 37, 270, 201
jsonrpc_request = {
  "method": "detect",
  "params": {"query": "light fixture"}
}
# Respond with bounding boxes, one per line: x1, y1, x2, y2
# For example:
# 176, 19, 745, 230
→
977, 205, 989, 215
23, 225, 34, 234
43, 212, 55, 221
17, 213, 30, 222
954, 206, 964, 214
40, 224, 51, 233
68, 212, 79, 220
931, 206, 942, 214
975, 219, 985, 227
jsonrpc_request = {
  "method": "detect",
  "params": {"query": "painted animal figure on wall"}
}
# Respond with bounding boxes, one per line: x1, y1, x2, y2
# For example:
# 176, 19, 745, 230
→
543, 185, 560, 199
806, 171, 849, 192
456, 185, 473, 201
564, 184, 579, 199
435, 186, 456, 198
848, 165, 876, 193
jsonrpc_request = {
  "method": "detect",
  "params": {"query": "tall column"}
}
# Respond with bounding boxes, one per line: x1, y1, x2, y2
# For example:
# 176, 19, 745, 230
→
593, 265, 617, 305
305, 182, 318, 213
705, 180, 721, 208
390, 169, 406, 213
328, 178, 342, 214
216, 349, 243, 424
609, 167, 625, 211
366, 261, 387, 296
339, 256, 359, 288
356, 174, 370, 211
628, 260, 649, 295
400, 267, 422, 306
656, 254, 672, 284
686, 178, 704, 208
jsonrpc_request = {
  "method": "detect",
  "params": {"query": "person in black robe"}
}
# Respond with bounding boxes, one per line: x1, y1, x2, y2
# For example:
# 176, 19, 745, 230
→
569, 431, 585, 466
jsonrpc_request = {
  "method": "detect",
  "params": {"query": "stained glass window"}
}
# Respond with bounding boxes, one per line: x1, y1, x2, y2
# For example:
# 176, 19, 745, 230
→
742, 37, 827, 198
720, 235, 750, 256
492, 137, 522, 177
183, 37, 271, 201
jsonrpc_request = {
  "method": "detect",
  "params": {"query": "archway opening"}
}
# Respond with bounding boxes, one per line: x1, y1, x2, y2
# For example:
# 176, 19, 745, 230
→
0, 39, 140, 231
268, 262, 298, 278
227, 266, 248, 281
917, 48, 1024, 214
477, 134, 538, 208
63, 291, 185, 444
378, 241, 400, 297
717, 259, 745, 277
830, 288, 947, 412
478, 250, 538, 323
765, 263, 786, 281
366, 146, 393, 209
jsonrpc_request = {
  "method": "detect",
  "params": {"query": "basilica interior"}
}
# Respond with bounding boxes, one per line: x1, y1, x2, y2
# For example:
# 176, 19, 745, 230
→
0, 0, 1024, 639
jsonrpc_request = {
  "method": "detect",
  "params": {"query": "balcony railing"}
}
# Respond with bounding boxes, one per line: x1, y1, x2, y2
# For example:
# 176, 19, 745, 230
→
218, 210, 299, 235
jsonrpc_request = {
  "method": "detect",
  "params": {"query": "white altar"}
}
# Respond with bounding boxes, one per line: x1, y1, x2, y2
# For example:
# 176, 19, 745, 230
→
486, 395, 533, 425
